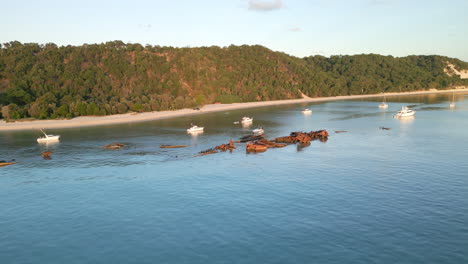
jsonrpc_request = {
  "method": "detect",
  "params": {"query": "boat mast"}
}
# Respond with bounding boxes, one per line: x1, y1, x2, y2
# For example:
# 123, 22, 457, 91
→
40, 128, 48, 137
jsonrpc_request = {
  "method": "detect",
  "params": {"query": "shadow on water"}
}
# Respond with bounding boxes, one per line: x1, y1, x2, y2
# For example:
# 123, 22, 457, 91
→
417, 106, 448, 111
329, 112, 384, 121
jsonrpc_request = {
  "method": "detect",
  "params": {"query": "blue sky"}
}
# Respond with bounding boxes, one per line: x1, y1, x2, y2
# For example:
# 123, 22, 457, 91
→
2, 0, 468, 61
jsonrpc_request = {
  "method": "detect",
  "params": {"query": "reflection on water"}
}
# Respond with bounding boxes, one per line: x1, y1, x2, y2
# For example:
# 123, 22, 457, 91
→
187, 130, 203, 136
418, 106, 446, 111
330, 112, 382, 121
397, 115, 415, 124
241, 122, 253, 128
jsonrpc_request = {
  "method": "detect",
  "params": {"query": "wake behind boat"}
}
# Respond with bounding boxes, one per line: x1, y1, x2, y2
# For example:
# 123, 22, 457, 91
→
394, 106, 415, 118
37, 128, 60, 143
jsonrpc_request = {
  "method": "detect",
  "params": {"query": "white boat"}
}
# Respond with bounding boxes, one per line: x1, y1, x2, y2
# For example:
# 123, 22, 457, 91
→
449, 92, 455, 108
379, 103, 388, 109
37, 129, 60, 143
379, 94, 388, 109
252, 127, 264, 135
302, 109, 312, 114
187, 124, 204, 133
241, 117, 253, 123
394, 106, 415, 118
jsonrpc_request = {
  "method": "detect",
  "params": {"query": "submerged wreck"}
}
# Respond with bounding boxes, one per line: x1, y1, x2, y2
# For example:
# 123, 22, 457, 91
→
41, 151, 52, 159
160, 145, 188, 148
0, 160, 17, 167
100, 143, 125, 149
215, 140, 236, 151
274, 130, 329, 144
237, 134, 264, 143
246, 139, 287, 152
195, 148, 219, 157
196, 129, 329, 156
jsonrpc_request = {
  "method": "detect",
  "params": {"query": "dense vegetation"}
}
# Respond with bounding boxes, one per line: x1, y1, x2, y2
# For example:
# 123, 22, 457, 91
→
1, 41, 467, 120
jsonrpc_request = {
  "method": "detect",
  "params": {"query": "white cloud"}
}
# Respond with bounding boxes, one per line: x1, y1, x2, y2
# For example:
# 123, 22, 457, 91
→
248, 0, 283, 11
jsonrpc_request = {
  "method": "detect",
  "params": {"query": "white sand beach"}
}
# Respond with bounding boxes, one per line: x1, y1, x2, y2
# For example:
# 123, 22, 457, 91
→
1, 88, 466, 131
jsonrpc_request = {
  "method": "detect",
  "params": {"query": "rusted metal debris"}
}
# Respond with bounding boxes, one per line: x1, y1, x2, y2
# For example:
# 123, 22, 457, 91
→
0, 160, 17, 167
195, 148, 219, 157
215, 139, 237, 151
246, 139, 287, 152
41, 151, 52, 159
237, 134, 264, 143
160, 145, 188, 148
246, 143, 268, 152
100, 143, 125, 149
198, 129, 329, 156
274, 130, 329, 144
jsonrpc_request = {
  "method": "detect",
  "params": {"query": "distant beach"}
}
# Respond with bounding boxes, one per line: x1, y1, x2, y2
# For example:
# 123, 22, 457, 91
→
1, 88, 466, 131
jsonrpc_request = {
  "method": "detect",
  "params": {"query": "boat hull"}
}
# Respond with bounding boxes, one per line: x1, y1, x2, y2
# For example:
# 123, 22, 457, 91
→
187, 128, 204, 133
37, 136, 60, 143
394, 112, 415, 118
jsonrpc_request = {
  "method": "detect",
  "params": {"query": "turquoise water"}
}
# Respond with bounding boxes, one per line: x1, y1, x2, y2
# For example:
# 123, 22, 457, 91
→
1, 93, 468, 264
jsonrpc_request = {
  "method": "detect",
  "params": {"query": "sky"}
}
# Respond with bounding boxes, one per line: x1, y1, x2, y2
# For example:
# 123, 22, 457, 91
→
2, 0, 468, 61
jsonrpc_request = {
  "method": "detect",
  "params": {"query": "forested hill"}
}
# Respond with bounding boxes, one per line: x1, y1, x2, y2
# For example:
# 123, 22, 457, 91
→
1, 41, 467, 120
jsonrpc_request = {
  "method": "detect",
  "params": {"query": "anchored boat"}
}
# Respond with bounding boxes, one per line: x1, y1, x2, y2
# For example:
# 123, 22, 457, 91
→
187, 124, 204, 133
241, 117, 253, 123
252, 127, 264, 135
379, 94, 388, 109
394, 106, 415, 118
37, 129, 60, 143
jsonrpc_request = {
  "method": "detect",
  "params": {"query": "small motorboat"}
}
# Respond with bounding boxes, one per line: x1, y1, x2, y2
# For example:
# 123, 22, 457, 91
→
252, 127, 264, 135
394, 106, 415, 118
378, 102, 388, 109
241, 117, 253, 123
187, 124, 204, 133
379, 94, 388, 109
449, 92, 455, 108
302, 109, 312, 114
37, 129, 60, 143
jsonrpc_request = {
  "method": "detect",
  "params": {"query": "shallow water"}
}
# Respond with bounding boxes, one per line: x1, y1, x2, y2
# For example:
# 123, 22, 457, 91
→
1, 93, 468, 264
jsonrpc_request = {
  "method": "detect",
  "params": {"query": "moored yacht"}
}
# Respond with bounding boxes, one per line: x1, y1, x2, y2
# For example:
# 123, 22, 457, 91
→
252, 127, 264, 135
379, 94, 388, 109
187, 124, 204, 133
37, 129, 60, 143
394, 106, 415, 118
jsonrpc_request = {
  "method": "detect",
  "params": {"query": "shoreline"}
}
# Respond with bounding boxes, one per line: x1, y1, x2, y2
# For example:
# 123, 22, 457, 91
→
1, 88, 466, 131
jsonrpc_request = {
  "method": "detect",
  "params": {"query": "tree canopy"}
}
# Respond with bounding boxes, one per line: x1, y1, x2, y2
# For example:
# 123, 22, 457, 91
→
1, 41, 467, 120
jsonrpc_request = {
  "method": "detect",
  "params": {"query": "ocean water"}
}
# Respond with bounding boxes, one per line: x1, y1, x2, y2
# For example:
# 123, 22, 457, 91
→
1, 93, 468, 264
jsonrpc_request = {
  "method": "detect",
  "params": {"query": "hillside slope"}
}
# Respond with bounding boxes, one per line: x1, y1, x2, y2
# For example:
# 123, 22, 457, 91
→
1, 41, 467, 120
